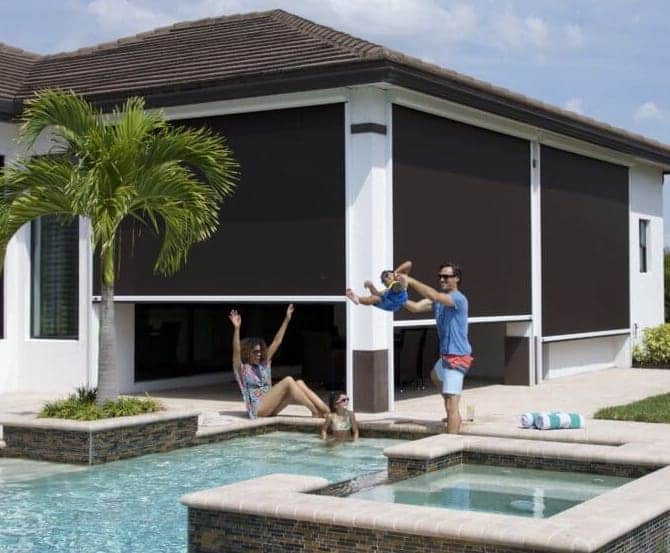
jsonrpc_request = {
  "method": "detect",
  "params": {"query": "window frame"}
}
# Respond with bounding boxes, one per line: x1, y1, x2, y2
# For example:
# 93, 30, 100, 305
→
30, 215, 80, 340
639, 218, 650, 273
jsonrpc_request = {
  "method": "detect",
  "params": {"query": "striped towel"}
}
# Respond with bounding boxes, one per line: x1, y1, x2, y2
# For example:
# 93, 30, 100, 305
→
534, 412, 585, 430
520, 412, 539, 428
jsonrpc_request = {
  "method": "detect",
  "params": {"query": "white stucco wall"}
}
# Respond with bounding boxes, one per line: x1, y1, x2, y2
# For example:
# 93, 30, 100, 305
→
1, 87, 668, 395
0, 123, 92, 393
543, 335, 629, 379
629, 163, 665, 343
0, 122, 19, 391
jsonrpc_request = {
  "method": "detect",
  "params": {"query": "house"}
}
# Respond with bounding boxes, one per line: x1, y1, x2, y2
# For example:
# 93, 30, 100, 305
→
0, 10, 667, 412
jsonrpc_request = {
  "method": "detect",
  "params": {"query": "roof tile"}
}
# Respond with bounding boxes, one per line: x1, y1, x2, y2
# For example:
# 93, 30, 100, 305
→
0, 9, 669, 161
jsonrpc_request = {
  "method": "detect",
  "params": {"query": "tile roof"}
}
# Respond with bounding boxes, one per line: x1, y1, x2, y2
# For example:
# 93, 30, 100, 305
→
0, 44, 39, 102
1, 9, 669, 166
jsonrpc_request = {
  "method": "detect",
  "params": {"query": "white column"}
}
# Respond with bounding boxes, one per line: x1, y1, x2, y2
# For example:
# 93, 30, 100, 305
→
345, 87, 394, 412
0, 122, 21, 392
530, 141, 542, 385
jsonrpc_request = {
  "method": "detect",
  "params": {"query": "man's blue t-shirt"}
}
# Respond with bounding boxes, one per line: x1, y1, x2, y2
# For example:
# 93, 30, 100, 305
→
435, 290, 471, 355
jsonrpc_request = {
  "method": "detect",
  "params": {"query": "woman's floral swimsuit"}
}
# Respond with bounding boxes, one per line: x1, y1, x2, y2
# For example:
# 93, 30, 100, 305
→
235, 361, 271, 419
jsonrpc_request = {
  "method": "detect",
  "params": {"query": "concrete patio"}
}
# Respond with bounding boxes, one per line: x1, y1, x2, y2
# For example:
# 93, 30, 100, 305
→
2, 367, 670, 446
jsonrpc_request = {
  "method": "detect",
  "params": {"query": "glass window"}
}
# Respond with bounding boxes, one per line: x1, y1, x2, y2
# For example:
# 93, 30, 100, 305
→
31, 215, 79, 338
639, 219, 649, 273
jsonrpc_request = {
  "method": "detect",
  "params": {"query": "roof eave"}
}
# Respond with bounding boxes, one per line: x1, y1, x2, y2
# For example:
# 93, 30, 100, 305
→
385, 62, 670, 167
76, 61, 391, 113
8, 59, 670, 166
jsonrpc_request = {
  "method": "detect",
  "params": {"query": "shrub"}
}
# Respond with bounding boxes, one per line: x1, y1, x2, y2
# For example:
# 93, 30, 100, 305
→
633, 323, 670, 366
40, 389, 163, 421
75, 386, 98, 403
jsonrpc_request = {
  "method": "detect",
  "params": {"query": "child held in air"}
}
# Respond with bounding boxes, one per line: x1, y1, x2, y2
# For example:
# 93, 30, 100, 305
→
345, 261, 412, 312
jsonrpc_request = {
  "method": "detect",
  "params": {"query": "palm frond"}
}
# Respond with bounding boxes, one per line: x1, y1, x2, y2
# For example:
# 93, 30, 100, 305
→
0, 157, 79, 270
141, 125, 239, 199
19, 89, 103, 153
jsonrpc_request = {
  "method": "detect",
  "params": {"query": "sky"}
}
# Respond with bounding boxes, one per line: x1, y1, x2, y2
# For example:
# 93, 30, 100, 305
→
1, 0, 669, 240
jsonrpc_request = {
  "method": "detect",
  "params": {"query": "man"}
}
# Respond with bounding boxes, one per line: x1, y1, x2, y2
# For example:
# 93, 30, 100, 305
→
403, 262, 473, 433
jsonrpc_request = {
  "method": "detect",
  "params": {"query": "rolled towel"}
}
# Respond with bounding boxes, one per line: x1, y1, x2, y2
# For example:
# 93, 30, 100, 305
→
535, 412, 584, 430
520, 412, 539, 428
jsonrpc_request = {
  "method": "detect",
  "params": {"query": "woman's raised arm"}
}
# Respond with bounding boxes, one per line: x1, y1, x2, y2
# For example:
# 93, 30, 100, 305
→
229, 310, 242, 372
267, 304, 294, 362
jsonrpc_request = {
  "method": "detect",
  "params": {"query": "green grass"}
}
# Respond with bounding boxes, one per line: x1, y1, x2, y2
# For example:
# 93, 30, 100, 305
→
593, 392, 670, 423
40, 392, 164, 421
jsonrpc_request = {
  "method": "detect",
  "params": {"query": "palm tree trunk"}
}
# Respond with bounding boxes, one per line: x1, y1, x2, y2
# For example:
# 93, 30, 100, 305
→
96, 247, 118, 404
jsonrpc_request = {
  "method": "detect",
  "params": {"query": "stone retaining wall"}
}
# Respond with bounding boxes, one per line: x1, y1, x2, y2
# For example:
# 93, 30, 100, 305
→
0, 417, 413, 465
1, 414, 198, 464
187, 508, 670, 553
388, 450, 660, 479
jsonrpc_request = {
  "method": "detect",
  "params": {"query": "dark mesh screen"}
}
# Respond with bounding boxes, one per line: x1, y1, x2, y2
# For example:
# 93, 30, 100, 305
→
104, 104, 345, 296
541, 146, 629, 335
0, 156, 3, 337
393, 105, 531, 319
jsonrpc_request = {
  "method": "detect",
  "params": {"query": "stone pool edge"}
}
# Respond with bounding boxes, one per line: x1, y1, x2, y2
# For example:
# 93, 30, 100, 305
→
0, 414, 428, 465
180, 435, 670, 553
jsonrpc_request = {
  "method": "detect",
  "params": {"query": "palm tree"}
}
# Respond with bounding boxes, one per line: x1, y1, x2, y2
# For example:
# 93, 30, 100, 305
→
0, 89, 238, 402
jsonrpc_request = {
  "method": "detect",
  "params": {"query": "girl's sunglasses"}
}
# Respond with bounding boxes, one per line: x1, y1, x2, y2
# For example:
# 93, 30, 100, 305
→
336, 396, 349, 404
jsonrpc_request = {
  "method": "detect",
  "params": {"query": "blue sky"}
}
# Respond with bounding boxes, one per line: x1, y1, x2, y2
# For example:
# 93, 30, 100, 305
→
2, 0, 669, 239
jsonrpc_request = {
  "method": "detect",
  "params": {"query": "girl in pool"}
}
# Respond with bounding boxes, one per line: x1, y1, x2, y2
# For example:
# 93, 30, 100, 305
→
229, 304, 330, 419
321, 391, 359, 442
345, 261, 412, 312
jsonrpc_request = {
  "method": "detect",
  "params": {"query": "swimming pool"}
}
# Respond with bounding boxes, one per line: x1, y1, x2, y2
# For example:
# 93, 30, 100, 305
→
351, 463, 632, 518
0, 431, 401, 552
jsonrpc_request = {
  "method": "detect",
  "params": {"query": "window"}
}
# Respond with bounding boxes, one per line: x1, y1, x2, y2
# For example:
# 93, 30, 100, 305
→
639, 219, 650, 273
31, 215, 79, 338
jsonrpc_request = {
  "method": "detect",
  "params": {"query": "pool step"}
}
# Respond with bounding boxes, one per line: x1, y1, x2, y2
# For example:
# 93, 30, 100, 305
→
198, 411, 243, 427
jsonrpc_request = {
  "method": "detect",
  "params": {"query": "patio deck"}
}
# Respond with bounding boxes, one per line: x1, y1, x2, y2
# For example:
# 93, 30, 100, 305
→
2, 367, 670, 446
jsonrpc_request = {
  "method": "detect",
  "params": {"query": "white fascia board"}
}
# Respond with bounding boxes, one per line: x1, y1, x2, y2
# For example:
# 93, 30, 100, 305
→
393, 315, 532, 328
158, 88, 350, 121
92, 295, 346, 303
542, 329, 630, 343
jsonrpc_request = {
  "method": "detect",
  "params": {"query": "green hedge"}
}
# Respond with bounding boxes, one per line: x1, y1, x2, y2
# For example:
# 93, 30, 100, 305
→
633, 323, 670, 366
40, 387, 164, 421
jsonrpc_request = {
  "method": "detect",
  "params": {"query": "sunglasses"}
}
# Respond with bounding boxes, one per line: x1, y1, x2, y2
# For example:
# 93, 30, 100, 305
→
336, 396, 349, 404
438, 274, 456, 280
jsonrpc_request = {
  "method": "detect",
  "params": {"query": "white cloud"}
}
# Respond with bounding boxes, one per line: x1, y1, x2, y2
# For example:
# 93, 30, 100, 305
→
493, 12, 549, 51
564, 98, 584, 115
564, 23, 584, 48
86, 0, 175, 36
48, 1, 593, 64
324, 0, 478, 42
634, 101, 664, 122
494, 13, 524, 49
525, 16, 548, 48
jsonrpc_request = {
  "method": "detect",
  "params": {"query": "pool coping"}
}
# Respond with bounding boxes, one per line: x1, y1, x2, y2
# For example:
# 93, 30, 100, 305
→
181, 435, 670, 552
1, 409, 668, 467
0, 409, 201, 431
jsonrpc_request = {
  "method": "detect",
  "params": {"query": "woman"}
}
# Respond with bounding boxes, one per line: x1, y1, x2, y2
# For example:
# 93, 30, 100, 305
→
229, 304, 330, 419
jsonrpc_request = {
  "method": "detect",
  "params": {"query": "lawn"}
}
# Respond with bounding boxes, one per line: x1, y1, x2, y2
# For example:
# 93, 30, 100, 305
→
593, 392, 670, 423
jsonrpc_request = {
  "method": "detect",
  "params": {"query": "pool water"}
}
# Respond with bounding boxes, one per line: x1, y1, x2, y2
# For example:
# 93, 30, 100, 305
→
351, 464, 632, 518
0, 431, 401, 553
